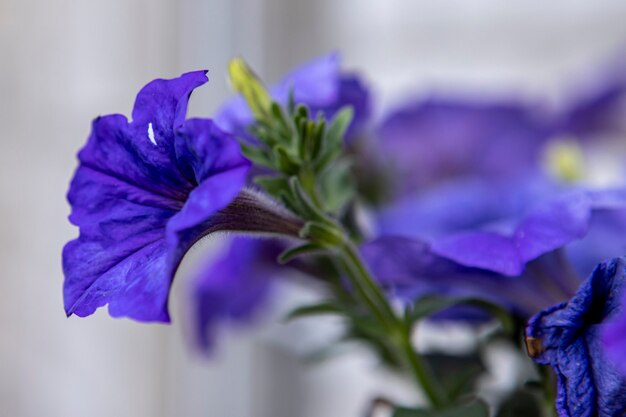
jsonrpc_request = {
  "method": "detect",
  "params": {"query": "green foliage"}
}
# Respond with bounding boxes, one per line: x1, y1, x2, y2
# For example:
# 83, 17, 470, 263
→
392, 399, 489, 417
496, 389, 546, 417
234, 77, 355, 226
422, 353, 486, 402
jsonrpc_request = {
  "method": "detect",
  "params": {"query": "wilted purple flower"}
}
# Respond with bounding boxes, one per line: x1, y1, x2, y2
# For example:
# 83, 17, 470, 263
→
602, 290, 626, 377
63, 71, 252, 322
215, 53, 371, 141
526, 257, 626, 417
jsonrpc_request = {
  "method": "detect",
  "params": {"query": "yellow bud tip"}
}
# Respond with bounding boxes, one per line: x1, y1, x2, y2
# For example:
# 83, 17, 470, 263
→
228, 58, 271, 121
543, 137, 586, 182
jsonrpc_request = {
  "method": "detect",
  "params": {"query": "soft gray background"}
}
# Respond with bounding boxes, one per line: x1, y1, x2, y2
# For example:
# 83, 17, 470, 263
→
1, 1, 626, 416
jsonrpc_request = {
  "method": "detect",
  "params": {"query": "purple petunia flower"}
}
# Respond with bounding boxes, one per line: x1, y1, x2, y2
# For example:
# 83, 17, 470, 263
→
63, 71, 252, 322
526, 257, 626, 417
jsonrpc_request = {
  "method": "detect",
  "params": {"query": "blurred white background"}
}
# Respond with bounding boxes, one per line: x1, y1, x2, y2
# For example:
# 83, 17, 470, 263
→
1, 1, 626, 416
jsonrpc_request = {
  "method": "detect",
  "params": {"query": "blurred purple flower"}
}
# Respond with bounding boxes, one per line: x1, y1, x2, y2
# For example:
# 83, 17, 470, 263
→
379, 182, 626, 276
368, 186, 626, 319
526, 257, 626, 417
63, 72, 251, 322
363, 236, 580, 319
215, 53, 371, 141
377, 98, 551, 193
377, 61, 626, 197
372, 69, 626, 317
191, 237, 283, 352
556, 61, 626, 138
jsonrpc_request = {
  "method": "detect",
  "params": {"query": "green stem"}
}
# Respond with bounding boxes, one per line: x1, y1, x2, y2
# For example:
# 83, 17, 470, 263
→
340, 242, 398, 326
337, 236, 448, 408
538, 365, 558, 417
399, 329, 448, 409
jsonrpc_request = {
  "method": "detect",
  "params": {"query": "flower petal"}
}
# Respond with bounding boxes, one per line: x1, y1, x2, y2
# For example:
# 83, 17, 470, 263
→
167, 118, 250, 238
431, 190, 592, 275
361, 236, 560, 317
380, 180, 626, 276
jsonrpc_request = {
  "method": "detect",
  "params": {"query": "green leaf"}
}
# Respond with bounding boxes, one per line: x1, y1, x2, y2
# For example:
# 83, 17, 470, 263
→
312, 107, 353, 172
284, 302, 343, 322
288, 176, 332, 224
254, 175, 290, 198
295, 104, 310, 120
392, 399, 489, 417
239, 142, 274, 168
299, 222, 344, 248
318, 159, 355, 213
311, 115, 326, 160
325, 107, 353, 150
269, 101, 292, 137
278, 243, 326, 264
274, 146, 300, 174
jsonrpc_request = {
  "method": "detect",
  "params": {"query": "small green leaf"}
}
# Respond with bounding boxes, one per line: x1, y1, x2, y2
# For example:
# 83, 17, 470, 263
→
239, 142, 274, 168
299, 222, 344, 248
278, 243, 326, 264
312, 107, 352, 172
318, 159, 355, 213
295, 104, 310, 120
270, 101, 291, 136
284, 302, 343, 321
274, 146, 300, 174
254, 175, 290, 197
288, 177, 332, 224
325, 107, 353, 150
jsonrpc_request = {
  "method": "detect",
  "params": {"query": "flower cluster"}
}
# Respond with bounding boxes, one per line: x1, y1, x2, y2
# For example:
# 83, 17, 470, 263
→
63, 53, 626, 416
